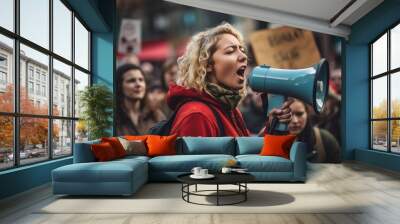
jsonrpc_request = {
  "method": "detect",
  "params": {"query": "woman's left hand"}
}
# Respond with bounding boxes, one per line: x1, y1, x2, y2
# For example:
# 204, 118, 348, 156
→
267, 98, 294, 124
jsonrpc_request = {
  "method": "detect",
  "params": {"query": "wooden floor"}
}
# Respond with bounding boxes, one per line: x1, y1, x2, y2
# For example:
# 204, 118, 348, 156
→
1, 162, 400, 224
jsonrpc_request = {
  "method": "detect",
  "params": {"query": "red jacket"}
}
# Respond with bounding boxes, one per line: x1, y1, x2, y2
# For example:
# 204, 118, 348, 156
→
167, 84, 250, 137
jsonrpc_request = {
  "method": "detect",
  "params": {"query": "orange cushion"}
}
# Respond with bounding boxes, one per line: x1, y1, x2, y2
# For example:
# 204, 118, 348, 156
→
91, 142, 118, 161
146, 134, 177, 157
101, 137, 127, 158
259, 134, 297, 159
124, 135, 148, 141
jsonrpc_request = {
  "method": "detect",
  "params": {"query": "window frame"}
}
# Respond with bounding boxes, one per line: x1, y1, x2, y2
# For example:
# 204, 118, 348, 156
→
370, 20, 400, 154
0, 0, 92, 171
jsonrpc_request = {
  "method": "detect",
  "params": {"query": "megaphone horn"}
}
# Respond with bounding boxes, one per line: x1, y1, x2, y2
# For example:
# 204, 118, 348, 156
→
247, 59, 330, 133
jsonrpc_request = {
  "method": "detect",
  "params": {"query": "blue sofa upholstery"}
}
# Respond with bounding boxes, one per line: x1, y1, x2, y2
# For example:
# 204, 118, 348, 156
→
52, 137, 307, 196
148, 154, 235, 181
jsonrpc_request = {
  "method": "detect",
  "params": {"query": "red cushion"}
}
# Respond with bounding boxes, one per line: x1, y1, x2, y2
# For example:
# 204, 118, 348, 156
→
91, 142, 118, 161
101, 137, 127, 158
146, 134, 177, 157
260, 134, 297, 159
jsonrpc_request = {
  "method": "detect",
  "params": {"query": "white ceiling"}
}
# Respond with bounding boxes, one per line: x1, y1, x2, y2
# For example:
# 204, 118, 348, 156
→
164, 0, 384, 38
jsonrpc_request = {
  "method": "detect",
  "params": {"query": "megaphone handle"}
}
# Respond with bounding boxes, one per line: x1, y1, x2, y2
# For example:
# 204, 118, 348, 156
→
267, 94, 289, 135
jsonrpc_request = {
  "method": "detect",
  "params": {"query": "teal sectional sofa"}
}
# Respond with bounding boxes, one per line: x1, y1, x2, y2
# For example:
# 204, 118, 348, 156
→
52, 137, 307, 196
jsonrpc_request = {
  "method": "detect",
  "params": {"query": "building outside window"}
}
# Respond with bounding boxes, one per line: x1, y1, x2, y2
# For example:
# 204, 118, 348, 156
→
370, 23, 400, 154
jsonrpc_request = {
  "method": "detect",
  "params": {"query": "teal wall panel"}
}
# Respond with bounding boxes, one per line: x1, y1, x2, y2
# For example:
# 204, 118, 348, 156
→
344, 0, 400, 171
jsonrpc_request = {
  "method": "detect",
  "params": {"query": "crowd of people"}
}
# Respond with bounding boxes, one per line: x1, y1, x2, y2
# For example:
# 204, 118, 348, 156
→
116, 23, 342, 163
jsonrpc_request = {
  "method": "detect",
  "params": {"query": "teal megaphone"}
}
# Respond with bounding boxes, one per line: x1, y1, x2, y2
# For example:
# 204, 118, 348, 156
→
247, 58, 329, 133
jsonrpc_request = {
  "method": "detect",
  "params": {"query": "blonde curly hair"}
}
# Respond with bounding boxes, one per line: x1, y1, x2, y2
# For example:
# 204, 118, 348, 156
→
176, 22, 247, 98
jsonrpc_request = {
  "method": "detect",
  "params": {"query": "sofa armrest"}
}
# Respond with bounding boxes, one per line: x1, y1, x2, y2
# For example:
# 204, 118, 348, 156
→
73, 142, 98, 163
289, 141, 307, 181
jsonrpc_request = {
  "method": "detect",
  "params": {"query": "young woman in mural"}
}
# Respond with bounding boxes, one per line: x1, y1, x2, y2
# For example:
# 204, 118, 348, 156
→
115, 64, 166, 135
288, 99, 341, 163
167, 23, 292, 137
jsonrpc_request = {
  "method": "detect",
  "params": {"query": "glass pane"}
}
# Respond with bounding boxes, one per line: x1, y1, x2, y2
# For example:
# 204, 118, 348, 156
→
20, 0, 49, 49
53, 59, 72, 117
0, 34, 14, 112
372, 77, 387, 119
53, 0, 72, 60
20, 117, 49, 165
391, 120, 400, 153
372, 121, 388, 151
75, 120, 88, 143
0, 0, 14, 31
53, 119, 72, 158
391, 24, 400, 70
0, 116, 14, 170
74, 69, 89, 118
372, 33, 387, 76
391, 72, 400, 118
20, 44, 49, 115
74, 17, 89, 70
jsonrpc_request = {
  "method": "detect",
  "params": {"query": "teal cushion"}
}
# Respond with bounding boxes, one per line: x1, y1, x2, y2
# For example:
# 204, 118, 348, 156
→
177, 137, 235, 155
236, 155, 293, 172
149, 154, 235, 172
235, 137, 264, 155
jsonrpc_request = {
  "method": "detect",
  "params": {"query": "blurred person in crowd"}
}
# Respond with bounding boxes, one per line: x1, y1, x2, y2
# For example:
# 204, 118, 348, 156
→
317, 93, 341, 143
161, 58, 178, 91
167, 23, 292, 137
159, 58, 178, 116
240, 89, 266, 135
329, 68, 342, 99
147, 84, 167, 112
115, 64, 166, 135
141, 61, 155, 77
288, 99, 341, 163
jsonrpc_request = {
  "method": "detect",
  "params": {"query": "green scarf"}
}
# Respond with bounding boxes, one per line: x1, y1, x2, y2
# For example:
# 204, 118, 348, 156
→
206, 82, 242, 110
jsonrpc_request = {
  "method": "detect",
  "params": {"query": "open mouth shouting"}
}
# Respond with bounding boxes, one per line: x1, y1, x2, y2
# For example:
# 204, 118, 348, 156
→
236, 65, 247, 82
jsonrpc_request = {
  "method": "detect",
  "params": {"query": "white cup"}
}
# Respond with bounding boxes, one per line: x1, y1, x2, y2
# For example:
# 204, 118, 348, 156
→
191, 167, 202, 176
200, 169, 208, 176
221, 167, 232, 174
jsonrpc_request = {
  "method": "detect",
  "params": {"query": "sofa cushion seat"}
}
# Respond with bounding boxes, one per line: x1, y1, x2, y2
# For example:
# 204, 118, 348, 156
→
53, 159, 147, 183
148, 154, 235, 172
236, 155, 293, 172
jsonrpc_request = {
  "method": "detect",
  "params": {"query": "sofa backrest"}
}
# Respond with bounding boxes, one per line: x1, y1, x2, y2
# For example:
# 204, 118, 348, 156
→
176, 137, 235, 155
235, 137, 264, 155
73, 139, 100, 163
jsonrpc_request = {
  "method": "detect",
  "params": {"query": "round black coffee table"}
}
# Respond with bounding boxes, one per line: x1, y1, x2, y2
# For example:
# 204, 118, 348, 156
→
177, 173, 255, 206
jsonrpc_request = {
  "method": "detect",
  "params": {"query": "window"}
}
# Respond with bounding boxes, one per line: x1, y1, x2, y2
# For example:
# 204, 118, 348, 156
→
0, 35, 13, 113
371, 23, 400, 154
42, 85, 46, 97
75, 17, 90, 70
28, 67, 34, 80
0, 0, 91, 170
28, 81, 34, 94
35, 83, 40, 95
0, 0, 14, 32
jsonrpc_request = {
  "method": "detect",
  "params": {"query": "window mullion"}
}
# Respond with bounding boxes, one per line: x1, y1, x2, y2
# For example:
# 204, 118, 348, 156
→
71, 10, 76, 154
48, 0, 53, 160
388, 30, 391, 152
13, 0, 20, 167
